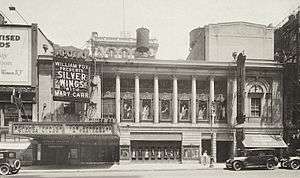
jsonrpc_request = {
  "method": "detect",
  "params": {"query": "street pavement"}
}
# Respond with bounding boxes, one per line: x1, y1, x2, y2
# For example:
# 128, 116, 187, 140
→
10, 168, 299, 178
9, 164, 299, 178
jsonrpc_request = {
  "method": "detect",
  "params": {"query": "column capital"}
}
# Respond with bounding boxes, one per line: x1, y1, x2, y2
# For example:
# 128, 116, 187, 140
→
191, 75, 197, 79
134, 74, 140, 79
209, 75, 215, 80
172, 75, 177, 80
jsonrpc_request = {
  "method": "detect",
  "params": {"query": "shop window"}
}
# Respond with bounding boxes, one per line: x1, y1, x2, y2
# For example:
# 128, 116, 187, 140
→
70, 149, 78, 159
251, 98, 261, 117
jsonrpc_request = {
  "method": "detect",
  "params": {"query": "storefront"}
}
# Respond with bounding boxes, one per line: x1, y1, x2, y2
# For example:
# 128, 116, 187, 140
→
11, 122, 120, 165
40, 136, 119, 165
130, 141, 181, 163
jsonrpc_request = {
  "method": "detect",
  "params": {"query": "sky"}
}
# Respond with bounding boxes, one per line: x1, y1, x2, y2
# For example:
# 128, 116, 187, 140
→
0, 0, 299, 60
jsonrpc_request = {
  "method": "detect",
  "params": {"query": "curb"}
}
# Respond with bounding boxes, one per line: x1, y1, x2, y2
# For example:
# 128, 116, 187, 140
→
21, 166, 225, 173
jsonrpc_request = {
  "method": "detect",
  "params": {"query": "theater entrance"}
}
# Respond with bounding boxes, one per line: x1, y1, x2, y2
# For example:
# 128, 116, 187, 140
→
130, 141, 181, 163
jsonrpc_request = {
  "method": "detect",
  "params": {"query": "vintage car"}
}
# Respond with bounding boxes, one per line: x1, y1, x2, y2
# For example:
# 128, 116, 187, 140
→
226, 148, 279, 171
0, 151, 21, 175
280, 149, 300, 170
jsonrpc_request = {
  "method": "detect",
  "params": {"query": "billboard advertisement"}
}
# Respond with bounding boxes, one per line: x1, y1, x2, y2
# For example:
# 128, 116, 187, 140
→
53, 58, 90, 102
0, 27, 32, 85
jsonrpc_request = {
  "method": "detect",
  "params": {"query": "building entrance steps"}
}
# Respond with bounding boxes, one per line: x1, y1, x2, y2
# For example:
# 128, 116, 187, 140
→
21, 163, 226, 173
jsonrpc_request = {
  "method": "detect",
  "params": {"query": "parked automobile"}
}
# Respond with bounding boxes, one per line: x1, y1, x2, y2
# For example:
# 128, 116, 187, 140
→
226, 148, 279, 171
0, 151, 21, 175
280, 149, 300, 170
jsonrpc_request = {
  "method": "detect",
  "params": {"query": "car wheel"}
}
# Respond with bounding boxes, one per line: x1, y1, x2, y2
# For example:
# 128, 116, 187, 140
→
280, 161, 287, 168
11, 169, 20, 174
290, 160, 300, 170
0, 164, 10, 175
233, 161, 243, 171
266, 162, 275, 170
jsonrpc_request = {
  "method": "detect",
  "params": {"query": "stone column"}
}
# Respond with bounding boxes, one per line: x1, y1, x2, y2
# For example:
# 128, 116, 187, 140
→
37, 143, 42, 161
116, 75, 121, 123
32, 104, 37, 122
231, 78, 237, 126
211, 132, 217, 163
209, 76, 215, 124
134, 75, 140, 123
232, 131, 237, 157
0, 108, 4, 126
191, 76, 197, 124
154, 75, 159, 123
173, 76, 178, 124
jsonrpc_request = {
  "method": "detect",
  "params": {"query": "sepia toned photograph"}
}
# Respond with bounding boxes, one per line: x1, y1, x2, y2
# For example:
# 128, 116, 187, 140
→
0, 0, 299, 177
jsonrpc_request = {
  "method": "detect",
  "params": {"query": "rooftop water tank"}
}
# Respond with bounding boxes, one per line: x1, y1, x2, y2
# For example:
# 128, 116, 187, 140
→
136, 27, 150, 53
189, 27, 202, 49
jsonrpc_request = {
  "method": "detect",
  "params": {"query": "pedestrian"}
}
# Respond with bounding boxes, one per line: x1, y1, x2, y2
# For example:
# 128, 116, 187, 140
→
203, 150, 209, 165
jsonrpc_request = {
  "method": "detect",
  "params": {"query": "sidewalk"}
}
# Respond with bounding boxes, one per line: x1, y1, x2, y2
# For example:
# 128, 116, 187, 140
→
21, 163, 225, 173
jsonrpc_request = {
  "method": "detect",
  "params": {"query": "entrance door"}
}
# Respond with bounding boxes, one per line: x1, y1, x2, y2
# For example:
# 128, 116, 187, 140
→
43, 146, 68, 165
216, 141, 232, 163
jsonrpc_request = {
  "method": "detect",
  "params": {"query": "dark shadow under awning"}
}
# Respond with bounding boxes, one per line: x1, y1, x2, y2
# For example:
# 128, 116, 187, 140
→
243, 134, 287, 148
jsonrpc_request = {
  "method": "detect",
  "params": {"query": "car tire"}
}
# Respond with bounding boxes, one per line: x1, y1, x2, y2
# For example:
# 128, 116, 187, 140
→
233, 161, 243, 171
0, 164, 10, 175
290, 160, 300, 170
280, 161, 287, 168
266, 162, 275, 170
11, 169, 20, 174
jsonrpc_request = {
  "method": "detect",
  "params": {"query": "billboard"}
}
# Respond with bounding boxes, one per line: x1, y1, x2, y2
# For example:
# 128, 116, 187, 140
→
53, 58, 90, 102
0, 27, 32, 85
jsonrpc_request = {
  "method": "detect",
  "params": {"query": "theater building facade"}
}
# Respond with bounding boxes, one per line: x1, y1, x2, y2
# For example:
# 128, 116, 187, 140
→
87, 22, 285, 163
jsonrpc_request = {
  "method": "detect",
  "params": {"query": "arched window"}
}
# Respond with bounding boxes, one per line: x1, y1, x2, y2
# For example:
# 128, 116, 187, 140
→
248, 85, 264, 117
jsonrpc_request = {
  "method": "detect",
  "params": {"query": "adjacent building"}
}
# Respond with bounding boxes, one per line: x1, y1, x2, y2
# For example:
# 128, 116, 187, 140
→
274, 10, 300, 152
0, 20, 53, 164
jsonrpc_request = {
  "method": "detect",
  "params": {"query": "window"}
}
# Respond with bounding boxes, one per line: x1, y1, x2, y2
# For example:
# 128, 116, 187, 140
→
251, 98, 261, 117
103, 98, 115, 118
107, 49, 115, 58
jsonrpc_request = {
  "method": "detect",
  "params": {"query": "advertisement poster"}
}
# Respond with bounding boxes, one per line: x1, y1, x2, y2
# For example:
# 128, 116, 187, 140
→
53, 58, 90, 102
0, 27, 32, 85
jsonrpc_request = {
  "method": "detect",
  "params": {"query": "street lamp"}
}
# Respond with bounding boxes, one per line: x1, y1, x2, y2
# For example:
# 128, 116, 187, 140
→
210, 100, 216, 167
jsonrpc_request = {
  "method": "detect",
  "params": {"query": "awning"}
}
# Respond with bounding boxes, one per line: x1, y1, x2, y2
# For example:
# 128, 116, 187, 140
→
242, 134, 287, 148
0, 141, 31, 150
131, 133, 182, 141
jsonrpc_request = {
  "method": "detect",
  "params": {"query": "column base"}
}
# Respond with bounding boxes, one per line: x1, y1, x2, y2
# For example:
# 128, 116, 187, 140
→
119, 160, 131, 164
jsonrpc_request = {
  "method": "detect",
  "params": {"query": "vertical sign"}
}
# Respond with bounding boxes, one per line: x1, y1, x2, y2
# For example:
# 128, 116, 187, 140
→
53, 58, 90, 102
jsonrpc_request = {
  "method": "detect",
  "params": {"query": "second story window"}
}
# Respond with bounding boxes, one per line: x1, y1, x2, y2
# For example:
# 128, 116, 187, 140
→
251, 98, 261, 117
107, 49, 115, 58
